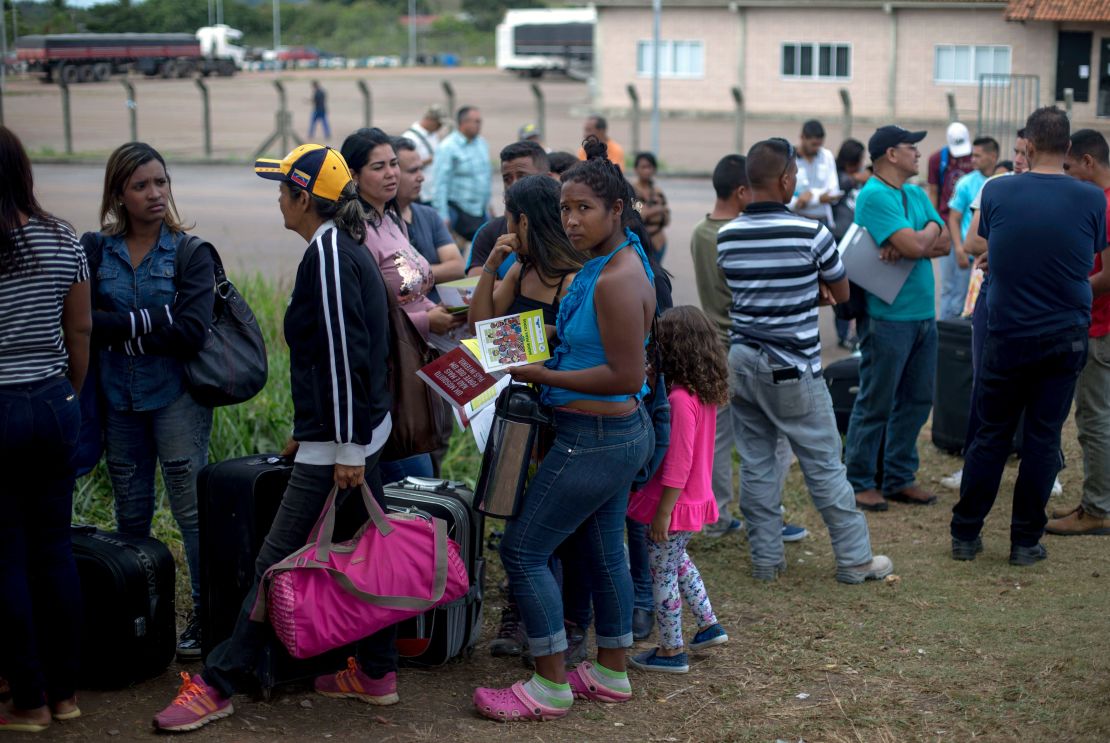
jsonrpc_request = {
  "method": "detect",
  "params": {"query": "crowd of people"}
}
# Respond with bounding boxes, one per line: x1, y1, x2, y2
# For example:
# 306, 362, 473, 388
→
0, 97, 1105, 733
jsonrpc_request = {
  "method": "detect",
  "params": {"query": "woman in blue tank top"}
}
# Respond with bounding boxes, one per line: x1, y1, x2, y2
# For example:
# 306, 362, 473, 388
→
474, 138, 656, 723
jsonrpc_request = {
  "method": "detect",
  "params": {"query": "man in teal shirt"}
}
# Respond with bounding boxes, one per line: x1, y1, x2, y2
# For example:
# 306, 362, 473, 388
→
846, 126, 951, 512
942, 136, 999, 319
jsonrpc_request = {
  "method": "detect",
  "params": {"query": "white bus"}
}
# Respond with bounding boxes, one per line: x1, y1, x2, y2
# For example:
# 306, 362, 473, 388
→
495, 7, 595, 79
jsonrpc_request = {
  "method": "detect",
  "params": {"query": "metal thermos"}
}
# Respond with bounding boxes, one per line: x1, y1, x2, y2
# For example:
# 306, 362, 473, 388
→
474, 384, 550, 519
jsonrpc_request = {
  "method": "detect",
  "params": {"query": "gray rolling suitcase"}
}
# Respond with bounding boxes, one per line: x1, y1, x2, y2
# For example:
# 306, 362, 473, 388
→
383, 476, 485, 666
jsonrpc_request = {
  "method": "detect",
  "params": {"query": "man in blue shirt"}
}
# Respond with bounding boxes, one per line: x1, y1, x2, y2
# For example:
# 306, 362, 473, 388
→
845, 126, 951, 512
951, 107, 1105, 566
432, 106, 492, 241
943, 136, 999, 320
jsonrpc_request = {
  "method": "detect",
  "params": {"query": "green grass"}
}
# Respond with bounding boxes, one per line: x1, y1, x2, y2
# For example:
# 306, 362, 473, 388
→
72, 273, 484, 569
71, 275, 1110, 740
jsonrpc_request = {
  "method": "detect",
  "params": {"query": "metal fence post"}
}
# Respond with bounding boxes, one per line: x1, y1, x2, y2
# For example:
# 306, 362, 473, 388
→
946, 90, 958, 125
357, 80, 372, 128
730, 86, 744, 154
839, 88, 852, 141
626, 84, 641, 158
59, 81, 73, 155
252, 79, 303, 160
442, 80, 455, 128
1064, 87, 1074, 119
530, 82, 545, 142
195, 78, 212, 157
120, 79, 137, 142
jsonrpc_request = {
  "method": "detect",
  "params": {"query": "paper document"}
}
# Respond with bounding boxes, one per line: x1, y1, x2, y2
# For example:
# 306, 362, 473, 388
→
837, 224, 914, 305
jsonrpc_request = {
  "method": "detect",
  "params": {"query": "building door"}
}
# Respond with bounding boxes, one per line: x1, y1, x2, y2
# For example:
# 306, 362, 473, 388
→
1099, 39, 1110, 116
1057, 31, 1092, 103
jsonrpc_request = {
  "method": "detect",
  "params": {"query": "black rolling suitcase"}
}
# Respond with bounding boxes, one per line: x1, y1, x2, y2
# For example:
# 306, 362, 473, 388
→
383, 476, 485, 666
825, 356, 861, 435
196, 453, 351, 696
70, 526, 177, 687
933, 319, 975, 454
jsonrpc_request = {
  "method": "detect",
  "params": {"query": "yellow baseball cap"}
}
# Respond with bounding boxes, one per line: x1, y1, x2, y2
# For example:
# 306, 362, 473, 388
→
254, 144, 352, 203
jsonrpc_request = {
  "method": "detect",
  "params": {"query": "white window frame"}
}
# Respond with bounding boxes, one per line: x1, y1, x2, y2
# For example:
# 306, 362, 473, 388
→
933, 44, 1012, 85
780, 41, 853, 82
635, 39, 705, 80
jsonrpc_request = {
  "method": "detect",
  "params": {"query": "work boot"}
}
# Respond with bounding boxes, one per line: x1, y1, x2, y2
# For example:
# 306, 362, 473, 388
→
854, 488, 888, 512
1045, 505, 1110, 536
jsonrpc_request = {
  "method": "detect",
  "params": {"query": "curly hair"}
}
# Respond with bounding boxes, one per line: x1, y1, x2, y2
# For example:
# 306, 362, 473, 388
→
651, 305, 729, 406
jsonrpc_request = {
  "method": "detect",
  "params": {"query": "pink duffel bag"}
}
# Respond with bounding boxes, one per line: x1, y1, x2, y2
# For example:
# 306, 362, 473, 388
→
250, 483, 468, 659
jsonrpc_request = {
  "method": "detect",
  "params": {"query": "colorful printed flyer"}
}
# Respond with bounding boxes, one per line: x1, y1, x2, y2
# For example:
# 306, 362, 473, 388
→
437, 276, 480, 314
472, 309, 550, 373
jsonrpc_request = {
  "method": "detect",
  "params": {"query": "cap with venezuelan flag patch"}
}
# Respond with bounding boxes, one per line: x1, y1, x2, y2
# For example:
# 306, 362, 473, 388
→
254, 144, 352, 203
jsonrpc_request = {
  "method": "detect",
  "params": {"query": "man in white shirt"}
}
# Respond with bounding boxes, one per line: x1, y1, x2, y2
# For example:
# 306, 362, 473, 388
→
402, 105, 446, 204
790, 119, 841, 228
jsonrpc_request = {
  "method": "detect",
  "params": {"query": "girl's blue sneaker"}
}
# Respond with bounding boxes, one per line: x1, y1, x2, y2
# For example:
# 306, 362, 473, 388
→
689, 623, 729, 650
629, 648, 689, 674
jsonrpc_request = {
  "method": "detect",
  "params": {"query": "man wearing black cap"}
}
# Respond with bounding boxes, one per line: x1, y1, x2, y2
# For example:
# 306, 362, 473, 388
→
844, 126, 951, 513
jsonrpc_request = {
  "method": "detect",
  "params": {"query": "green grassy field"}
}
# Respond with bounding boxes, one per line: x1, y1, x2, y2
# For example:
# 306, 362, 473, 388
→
72, 276, 1110, 742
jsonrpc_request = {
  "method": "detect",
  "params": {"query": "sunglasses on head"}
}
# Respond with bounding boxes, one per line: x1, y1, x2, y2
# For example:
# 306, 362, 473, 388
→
769, 137, 796, 177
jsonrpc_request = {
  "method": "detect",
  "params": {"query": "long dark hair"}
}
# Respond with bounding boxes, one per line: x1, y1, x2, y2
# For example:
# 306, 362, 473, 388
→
835, 139, 866, 174
340, 127, 402, 232
0, 126, 67, 278
504, 175, 581, 286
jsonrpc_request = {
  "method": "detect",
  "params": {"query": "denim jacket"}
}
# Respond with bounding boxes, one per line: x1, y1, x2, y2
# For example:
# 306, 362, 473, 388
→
95, 225, 186, 411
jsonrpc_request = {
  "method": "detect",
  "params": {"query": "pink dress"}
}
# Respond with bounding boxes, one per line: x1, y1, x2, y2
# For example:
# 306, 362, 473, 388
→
627, 384, 719, 532
364, 215, 437, 339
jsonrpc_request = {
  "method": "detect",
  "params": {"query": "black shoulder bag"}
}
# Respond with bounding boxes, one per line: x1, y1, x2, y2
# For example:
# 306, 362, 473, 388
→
175, 236, 268, 407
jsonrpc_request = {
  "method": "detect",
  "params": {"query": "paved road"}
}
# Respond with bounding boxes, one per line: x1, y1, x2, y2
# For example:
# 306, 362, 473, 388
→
34, 162, 852, 364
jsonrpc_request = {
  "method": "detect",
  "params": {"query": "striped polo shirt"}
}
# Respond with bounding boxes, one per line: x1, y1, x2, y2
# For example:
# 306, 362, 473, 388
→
0, 216, 89, 384
716, 201, 845, 373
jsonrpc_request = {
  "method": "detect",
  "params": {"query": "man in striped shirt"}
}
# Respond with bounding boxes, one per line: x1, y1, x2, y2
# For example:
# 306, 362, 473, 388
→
717, 137, 892, 586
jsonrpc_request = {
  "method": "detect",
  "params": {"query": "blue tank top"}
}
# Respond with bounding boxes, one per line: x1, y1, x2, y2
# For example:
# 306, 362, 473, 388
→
541, 229, 655, 407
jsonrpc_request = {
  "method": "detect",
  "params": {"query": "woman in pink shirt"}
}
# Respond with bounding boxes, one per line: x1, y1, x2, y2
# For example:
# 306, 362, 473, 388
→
340, 128, 464, 481
627, 306, 729, 674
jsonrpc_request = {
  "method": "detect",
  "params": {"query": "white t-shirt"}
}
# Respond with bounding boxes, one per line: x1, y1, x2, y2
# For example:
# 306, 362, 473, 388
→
791, 147, 841, 226
970, 171, 1014, 211
402, 122, 442, 202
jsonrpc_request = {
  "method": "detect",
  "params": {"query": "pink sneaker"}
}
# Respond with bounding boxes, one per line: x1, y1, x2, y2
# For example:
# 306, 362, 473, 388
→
473, 681, 570, 722
152, 673, 233, 732
567, 661, 632, 703
314, 658, 399, 706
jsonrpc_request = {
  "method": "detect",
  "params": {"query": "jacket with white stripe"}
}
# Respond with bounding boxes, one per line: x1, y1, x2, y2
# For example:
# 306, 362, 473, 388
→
285, 223, 391, 465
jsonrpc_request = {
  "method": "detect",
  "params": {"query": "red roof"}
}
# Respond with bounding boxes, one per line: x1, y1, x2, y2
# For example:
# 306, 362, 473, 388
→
1006, 0, 1110, 21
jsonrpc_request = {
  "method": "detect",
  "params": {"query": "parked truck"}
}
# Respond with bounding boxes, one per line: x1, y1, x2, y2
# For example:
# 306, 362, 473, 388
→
16, 25, 245, 83
495, 7, 595, 79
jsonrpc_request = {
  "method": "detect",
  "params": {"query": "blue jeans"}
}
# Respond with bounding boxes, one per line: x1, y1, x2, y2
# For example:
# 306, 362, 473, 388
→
378, 454, 433, 485
558, 518, 653, 628
105, 390, 212, 608
952, 327, 1087, 547
0, 377, 83, 710
500, 406, 651, 656
729, 344, 872, 568
845, 318, 937, 494
939, 248, 972, 321
308, 110, 330, 139
204, 456, 397, 698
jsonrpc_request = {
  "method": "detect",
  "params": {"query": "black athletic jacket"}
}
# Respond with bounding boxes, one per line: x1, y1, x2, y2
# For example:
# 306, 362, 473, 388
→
285, 223, 391, 465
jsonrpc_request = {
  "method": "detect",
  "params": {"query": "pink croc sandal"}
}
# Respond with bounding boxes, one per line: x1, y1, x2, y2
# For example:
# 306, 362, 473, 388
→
473, 681, 569, 722
567, 662, 632, 703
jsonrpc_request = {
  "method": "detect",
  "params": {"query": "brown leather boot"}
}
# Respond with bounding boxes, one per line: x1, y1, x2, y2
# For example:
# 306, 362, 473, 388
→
1045, 506, 1110, 536
886, 484, 938, 505
854, 488, 888, 512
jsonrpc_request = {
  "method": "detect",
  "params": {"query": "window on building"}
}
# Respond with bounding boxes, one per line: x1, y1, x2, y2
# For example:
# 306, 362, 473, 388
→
780, 43, 851, 80
934, 45, 1012, 84
636, 40, 705, 79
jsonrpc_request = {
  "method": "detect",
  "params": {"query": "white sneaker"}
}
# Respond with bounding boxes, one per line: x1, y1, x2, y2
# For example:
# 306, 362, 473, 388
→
940, 469, 963, 491
1051, 478, 1063, 497
835, 555, 894, 584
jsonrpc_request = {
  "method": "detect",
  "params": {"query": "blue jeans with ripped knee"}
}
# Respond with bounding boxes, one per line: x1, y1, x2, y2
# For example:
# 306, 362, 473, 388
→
106, 390, 212, 608
500, 405, 651, 657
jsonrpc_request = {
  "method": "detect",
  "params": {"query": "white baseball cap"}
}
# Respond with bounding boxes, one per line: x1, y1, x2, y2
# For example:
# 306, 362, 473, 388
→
947, 122, 972, 158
